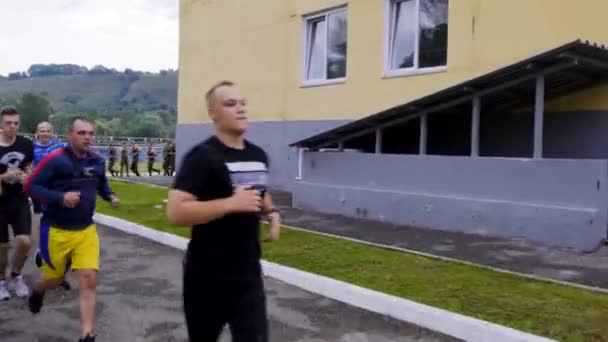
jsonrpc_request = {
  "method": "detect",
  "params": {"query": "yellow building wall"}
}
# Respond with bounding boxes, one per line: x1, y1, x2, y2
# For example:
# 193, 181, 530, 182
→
178, 0, 608, 124
178, 0, 291, 124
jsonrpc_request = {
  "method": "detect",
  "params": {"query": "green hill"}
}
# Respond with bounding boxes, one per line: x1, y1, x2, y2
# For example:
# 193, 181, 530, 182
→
0, 64, 177, 137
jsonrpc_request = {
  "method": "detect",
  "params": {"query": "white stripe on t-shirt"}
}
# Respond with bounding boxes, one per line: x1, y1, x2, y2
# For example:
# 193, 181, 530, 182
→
225, 161, 267, 172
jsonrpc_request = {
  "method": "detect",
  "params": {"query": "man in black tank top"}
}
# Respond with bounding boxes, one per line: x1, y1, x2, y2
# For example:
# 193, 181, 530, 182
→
167, 81, 281, 342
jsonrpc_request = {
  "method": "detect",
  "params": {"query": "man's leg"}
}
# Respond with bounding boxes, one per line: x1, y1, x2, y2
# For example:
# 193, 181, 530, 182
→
11, 234, 31, 274
32, 206, 71, 291
228, 277, 269, 342
183, 258, 227, 341
77, 269, 97, 337
29, 223, 70, 313
28, 275, 65, 314
132, 162, 140, 177
0, 221, 10, 300
108, 160, 115, 177
71, 224, 100, 338
9, 201, 33, 298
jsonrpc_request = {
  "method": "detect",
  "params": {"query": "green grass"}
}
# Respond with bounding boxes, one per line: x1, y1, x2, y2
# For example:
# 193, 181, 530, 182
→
97, 180, 608, 342
106, 162, 165, 176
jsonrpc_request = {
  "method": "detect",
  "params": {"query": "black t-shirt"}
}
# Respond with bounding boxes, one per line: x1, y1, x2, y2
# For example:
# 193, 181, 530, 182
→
173, 136, 269, 281
0, 136, 34, 206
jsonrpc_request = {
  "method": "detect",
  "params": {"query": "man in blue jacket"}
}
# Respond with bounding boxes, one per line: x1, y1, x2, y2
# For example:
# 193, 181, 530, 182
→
25, 116, 119, 342
31, 121, 71, 290
33, 121, 65, 167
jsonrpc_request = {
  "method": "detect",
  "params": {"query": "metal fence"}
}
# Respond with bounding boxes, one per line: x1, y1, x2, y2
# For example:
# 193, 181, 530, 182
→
22, 134, 175, 162
22, 134, 173, 146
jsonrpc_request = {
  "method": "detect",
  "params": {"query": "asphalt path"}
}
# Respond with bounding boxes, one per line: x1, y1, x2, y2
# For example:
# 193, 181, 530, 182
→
0, 225, 458, 342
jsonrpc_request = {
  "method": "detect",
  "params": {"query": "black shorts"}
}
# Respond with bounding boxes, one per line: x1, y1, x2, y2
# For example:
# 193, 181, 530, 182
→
183, 258, 269, 342
0, 199, 32, 243
32, 198, 43, 214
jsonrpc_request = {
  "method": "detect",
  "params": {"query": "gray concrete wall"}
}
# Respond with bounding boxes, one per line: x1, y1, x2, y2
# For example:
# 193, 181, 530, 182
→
292, 152, 608, 250
175, 120, 349, 189
174, 110, 608, 249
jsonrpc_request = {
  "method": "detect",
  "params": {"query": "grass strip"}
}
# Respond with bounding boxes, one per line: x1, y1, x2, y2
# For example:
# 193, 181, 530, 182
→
96, 180, 608, 342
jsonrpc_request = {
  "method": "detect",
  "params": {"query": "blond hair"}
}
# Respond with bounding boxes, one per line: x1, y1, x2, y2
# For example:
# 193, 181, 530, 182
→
205, 80, 236, 112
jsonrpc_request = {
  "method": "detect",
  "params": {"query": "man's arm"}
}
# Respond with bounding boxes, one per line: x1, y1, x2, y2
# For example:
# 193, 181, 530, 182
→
166, 146, 230, 226
0, 169, 21, 183
24, 156, 64, 204
166, 146, 261, 226
168, 186, 261, 226
167, 189, 232, 226
262, 190, 281, 242
19, 138, 35, 183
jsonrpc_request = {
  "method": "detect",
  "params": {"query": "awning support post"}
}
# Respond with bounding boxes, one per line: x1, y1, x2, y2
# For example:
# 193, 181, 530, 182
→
533, 75, 545, 159
419, 114, 428, 155
375, 128, 382, 154
471, 95, 480, 157
296, 148, 305, 180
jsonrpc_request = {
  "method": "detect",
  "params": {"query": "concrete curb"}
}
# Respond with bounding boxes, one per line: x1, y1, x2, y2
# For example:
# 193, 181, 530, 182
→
94, 213, 556, 342
109, 178, 608, 294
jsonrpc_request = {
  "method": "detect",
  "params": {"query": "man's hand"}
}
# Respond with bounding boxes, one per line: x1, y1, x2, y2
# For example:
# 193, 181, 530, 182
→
263, 211, 281, 242
63, 191, 81, 208
17, 171, 28, 184
1, 169, 21, 183
110, 194, 120, 207
225, 185, 262, 213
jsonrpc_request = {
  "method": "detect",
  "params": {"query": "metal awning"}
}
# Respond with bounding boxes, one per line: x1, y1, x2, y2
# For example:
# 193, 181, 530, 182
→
289, 39, 608, 149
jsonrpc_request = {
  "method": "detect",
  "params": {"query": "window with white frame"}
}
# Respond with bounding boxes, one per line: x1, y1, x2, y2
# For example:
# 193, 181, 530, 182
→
303, 7, 348, 83
387, 0, 448, 73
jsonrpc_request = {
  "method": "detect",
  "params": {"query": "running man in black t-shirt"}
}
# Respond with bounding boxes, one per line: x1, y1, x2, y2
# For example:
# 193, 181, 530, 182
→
167, 81, 281, 342
0, 107, 34, 301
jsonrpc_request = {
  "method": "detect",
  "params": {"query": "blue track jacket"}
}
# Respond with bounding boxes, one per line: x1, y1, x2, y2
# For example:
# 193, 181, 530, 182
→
25, 146, 114, 230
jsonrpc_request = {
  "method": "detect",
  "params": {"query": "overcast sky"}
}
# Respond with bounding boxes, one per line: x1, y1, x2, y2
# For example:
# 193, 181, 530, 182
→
0, 0, 178, 76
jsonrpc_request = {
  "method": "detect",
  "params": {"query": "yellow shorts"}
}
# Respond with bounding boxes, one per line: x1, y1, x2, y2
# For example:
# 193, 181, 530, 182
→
39, 223, 99, 279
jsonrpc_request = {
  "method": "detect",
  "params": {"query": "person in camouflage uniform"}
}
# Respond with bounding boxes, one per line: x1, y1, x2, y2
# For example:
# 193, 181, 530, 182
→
162, 142, 171, 176
130, 144, 141, 177
119, 143, 129, 177
107, 144, 117, 177
168, 142, 176, 176
147, 143, 161, 176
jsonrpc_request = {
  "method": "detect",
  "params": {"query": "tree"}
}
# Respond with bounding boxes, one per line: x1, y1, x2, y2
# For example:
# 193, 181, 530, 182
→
94, 118, 110, 137
8, 72, 28, 81
16, 92, 51, 133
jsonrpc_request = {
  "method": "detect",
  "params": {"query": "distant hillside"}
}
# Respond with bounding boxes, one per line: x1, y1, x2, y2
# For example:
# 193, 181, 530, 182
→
0, 64, 178, 137
0, 65, 177, 115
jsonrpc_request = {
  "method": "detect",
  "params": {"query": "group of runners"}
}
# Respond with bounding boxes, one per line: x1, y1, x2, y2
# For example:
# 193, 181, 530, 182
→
0, 80, 280, 342
106, 141, 175, 178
